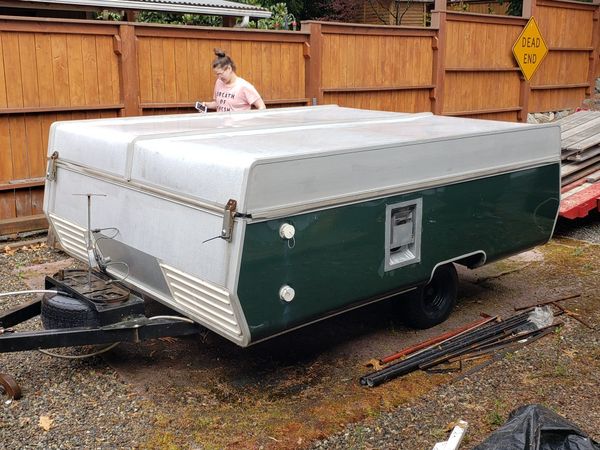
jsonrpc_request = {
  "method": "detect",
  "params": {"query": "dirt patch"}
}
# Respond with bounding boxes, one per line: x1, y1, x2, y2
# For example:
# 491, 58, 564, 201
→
101, 238, 599, 449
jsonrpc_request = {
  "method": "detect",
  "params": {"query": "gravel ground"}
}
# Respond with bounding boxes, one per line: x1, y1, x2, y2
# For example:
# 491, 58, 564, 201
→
0, 244, 152, 449
1, 218, 599, 449
555, 210, 600, 244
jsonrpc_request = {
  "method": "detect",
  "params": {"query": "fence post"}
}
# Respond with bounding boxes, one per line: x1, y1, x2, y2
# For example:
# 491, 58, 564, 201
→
587, 6, 600, 100
430, 0, 447, 115
303, 22, 323, 105
118, 24, 141, 116
517, 0, 534, 122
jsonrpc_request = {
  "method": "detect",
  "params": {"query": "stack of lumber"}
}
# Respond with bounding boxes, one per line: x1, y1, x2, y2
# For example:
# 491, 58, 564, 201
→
558, 110, 600, 187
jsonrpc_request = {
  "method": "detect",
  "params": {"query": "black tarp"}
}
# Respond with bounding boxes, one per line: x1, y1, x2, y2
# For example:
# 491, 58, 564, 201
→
474, 404, 600, 450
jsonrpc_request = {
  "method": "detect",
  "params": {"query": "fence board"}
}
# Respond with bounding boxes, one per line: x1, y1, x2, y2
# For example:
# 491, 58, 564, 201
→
8, 116, 29, 180
34, 34, 56, 107
532, 51, 590, 86
81, 35, 100, 105
174, 39, 189, 102
530, 87, 587, 112
24, 115, 45, 177
50, 34, 70, 106
0, 36, 6, 108
0, 191, 16, 220
66, 34, 85, 106
536, 5, 593, 48
444, 72, 520, 114
3, 33, 24, 108
19, 33, 40, 107
0, 117, 12, 182
96, 36, 117, 105
162, 39, 177, 102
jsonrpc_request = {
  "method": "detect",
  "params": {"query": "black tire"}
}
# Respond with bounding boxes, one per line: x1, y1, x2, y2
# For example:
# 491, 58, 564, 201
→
41, 294, 99, 330
403, 263, 458, 329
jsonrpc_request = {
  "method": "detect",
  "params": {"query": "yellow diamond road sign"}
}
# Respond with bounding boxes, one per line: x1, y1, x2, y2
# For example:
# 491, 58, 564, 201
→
512, 17, 548, 81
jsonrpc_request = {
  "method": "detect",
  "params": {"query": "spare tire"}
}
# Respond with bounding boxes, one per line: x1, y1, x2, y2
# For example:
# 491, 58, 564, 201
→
41, 293, 99, 329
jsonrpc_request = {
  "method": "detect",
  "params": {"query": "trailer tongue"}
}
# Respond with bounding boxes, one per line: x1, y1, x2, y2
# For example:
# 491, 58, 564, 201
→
0, 269, 200, 353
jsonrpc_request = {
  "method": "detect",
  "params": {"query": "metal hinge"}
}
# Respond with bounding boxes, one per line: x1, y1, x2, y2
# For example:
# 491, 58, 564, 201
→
221, 199, 237, 242
46, 151, 59, 181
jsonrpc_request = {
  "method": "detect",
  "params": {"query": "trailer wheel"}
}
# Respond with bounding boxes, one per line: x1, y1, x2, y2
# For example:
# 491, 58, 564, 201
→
41, 294, 99, 329
403, 263, 458, 329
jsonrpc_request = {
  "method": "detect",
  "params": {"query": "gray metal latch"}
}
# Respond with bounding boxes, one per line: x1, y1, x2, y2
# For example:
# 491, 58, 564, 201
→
221, 199, 237, 242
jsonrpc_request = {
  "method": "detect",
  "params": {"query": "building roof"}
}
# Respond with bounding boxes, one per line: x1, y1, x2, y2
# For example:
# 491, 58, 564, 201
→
13, 0, 271, 18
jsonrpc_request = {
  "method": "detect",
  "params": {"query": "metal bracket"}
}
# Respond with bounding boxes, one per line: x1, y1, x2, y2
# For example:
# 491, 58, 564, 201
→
220, 199, 237, 242
46, 151, 59, 181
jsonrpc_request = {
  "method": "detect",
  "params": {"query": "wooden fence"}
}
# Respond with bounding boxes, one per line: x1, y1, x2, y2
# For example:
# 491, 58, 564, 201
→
1, 0, 599, 233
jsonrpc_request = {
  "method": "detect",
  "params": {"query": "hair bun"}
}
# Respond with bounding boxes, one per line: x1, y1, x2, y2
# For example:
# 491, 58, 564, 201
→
214, 48, 226, 57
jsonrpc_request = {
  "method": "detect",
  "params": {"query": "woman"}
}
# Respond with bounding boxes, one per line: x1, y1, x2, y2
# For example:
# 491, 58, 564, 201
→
200, 49, 266, 112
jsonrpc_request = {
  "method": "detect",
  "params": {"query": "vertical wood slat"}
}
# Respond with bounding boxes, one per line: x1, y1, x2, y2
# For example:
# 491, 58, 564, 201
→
3, 32, 24, 108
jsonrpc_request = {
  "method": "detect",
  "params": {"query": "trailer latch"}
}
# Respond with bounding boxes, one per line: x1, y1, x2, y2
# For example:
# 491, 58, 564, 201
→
46, 151, 59, 181
221, 199, 237, 242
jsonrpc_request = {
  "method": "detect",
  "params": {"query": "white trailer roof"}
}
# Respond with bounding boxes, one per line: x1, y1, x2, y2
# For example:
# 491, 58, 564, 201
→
49, 105, 561, 217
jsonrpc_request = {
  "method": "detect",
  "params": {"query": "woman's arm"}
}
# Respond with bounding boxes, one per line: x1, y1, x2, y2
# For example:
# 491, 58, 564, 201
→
202, 101, 218, 110
252, 98, 266, 110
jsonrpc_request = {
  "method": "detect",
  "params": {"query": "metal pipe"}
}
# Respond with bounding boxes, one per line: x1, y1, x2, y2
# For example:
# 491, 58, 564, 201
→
361, 311, 534, 387
0, 290, 58, 298
379, 315, 496, 364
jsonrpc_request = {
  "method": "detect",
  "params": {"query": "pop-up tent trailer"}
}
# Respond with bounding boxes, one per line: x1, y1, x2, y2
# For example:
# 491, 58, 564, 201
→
0, 106, 561, 353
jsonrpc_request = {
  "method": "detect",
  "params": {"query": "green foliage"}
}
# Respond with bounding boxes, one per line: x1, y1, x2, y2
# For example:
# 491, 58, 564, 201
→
136, 11, 222, 26
247, 3, 297, 30
487, 400, 506, 427
95, 10, 123, 21
506, 0, 522, 16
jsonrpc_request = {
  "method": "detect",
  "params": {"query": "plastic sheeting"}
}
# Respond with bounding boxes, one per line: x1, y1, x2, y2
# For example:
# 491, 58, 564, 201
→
474, 404, 600, 450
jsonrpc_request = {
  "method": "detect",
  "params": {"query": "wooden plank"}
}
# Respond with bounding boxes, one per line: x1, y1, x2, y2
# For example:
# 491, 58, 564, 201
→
567, 147, 600, 162
557, 111, 596, 130
174, 38, 189, 103
150, 38, 165, 103
18, 33, 40, 108
0, 18, 118, 35
40, 113, 57, 159
8, 116, 29, 180
0, 116, 13, 182
95, 36, 115, 105
561, 154, 600, 177
24, 115, 45, 177
0, 104, 123, 115
162, 38, 177, 103
34, 33, 56, 107
0, 191, 16, 220
15, 189, 32, 217
561, 114, 600, 141
137, 37, 153, 104
586, 169, 600, 182
0, 214, 48, 236
81, 35, 100, 105
0, 178, 45, 191
50, 34, 70, 106
31, 187, 44, 214
66, 34, 85, 106
2, 32, 24, 108
564, 128, 600, 151
0, 34, 7, 108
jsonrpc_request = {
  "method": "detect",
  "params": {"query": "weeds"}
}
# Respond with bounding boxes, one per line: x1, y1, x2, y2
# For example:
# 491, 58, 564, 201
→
487, 400, 505, 427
